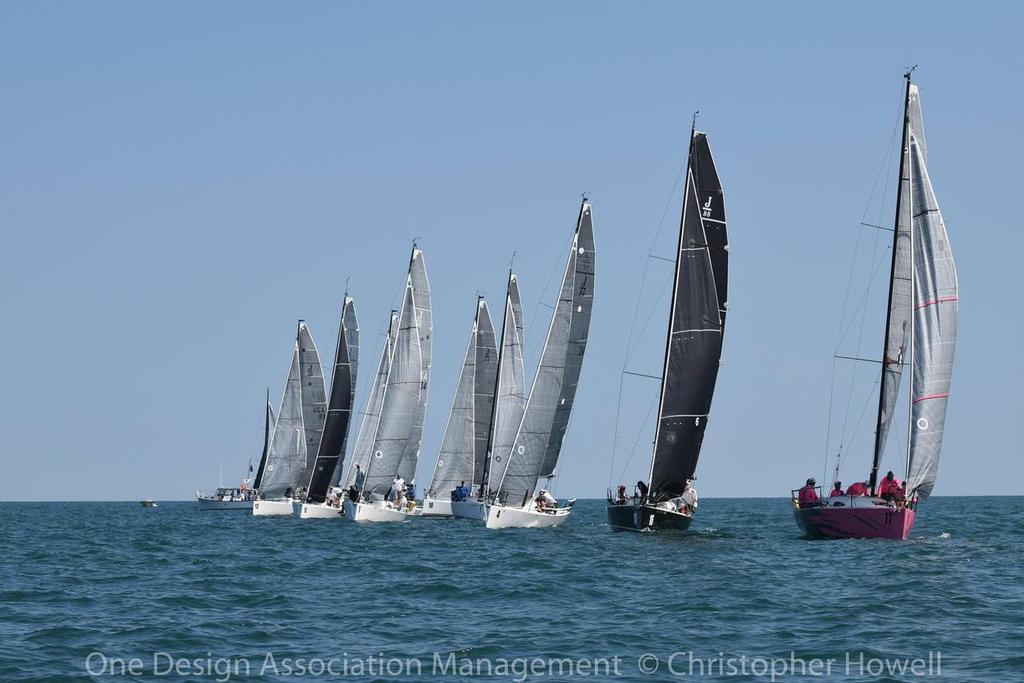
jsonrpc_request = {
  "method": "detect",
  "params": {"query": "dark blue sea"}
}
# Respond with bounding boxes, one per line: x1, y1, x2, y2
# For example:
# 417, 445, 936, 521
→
1, 498, 1021, 682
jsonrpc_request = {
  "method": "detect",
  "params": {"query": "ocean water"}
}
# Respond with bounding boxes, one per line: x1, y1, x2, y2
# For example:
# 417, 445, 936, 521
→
1, 497, 1021, 682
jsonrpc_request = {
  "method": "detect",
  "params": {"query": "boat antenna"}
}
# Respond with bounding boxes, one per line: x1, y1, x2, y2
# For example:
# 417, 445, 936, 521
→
904, 64, 918, 80
692, 110, 700, 129
509, 250, 517, 271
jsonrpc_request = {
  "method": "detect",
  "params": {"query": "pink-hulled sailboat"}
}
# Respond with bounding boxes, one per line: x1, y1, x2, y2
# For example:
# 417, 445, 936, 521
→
794, 71, 958, 540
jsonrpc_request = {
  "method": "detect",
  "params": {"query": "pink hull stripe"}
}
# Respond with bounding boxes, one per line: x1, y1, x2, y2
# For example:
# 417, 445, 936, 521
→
912, 392, 950, 404
915, 295, 958, 310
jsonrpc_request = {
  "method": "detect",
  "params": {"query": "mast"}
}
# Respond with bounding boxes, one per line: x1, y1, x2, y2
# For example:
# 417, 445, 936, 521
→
869, 71, 914, 495
647, 122, 697, 491
479, 271, 512, 500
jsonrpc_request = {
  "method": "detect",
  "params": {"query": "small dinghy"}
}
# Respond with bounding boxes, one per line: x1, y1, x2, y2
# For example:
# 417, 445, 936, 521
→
300, 294, 359, 520
484, 198, 595, 529
606, 119, 729, 532
793, 72, 958, 541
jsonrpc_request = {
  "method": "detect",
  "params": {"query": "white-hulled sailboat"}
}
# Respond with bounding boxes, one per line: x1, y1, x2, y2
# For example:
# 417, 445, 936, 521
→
606, 121, 729, 532
484, 199, 595, 529
300, 294, 359, 519
253, 321, 327, 516
342, 249, 430, 522
196, 390, 275, 510
422, 296, 498, 518
793, 73, 958, 540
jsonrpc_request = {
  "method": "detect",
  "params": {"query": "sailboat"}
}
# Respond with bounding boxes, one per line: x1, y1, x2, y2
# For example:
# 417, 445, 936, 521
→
300, 294, 359, 519
253, 320, 327, 516
342, 249, 429, 522
793, 73, 958, 540
196, 390, 275, 510
484, 198, 595, 529
606, 121, 729, 532
422, 296, 498, 518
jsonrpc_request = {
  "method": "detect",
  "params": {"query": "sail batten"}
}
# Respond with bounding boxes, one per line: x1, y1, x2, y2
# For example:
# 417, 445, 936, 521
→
648, 131, 728, 501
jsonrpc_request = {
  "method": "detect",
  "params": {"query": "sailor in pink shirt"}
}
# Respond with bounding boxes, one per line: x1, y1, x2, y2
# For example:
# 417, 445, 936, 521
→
797, 478, 820, 508
846, 481, 869, 496
829, 481, 845, 497
877, 471, 902, 500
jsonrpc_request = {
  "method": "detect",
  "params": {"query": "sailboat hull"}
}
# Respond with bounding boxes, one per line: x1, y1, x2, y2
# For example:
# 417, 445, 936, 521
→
196, 498, 252, 511
452, 499, 488, 521
299, 502, 345, 519
252, 498, 295, 516
342, 499, 412, 522
606, 503, 694, 532
484, 501, 574, 529
793, 500, 916, 540
420, 497, 453, 518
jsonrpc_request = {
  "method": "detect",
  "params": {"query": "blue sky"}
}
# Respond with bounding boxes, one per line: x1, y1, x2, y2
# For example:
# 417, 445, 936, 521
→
1, 2, 1020, 500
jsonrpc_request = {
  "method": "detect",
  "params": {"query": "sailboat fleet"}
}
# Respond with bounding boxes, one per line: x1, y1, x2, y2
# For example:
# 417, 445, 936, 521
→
196, 73, 958, 540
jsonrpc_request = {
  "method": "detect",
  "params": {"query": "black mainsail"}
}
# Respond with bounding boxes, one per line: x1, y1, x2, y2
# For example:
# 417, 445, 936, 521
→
252, 389, 275, 490
647, 129, 728, 501
305, 295, 359, 504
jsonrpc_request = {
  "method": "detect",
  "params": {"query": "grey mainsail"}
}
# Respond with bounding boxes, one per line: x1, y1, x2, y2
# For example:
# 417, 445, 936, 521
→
494, 200, 596, 506
361, 281, 423, 496
258, 334, 306, 498
306, 296, 359, 503
648, 131, 728, 500
345, 312, 398, 488
484, 274, 527, 493
905, 85, 958, 500
428, 298, 497, 498
296, 322, 327, 493
397, 248, 432, 483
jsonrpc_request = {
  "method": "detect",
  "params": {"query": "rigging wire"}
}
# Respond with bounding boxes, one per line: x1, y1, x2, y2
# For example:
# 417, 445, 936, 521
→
824, 82, 907, 484
609, 151, 688, 487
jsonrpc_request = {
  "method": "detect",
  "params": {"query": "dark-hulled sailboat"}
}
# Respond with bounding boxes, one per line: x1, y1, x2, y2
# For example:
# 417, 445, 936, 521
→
300, 294, 359, 518
793, 73, 958, 540
607, 122, 728, 532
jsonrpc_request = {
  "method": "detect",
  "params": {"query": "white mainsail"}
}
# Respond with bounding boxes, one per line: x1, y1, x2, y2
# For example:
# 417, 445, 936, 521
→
485, 274, 527, 493
904, 85, 958, 499
259, 335, 306, 498
361, 280, 423, 496
397, 248, 432, 483
428, 299, 497, 498
345, 312, 398, 488
493, 200, 596, 506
